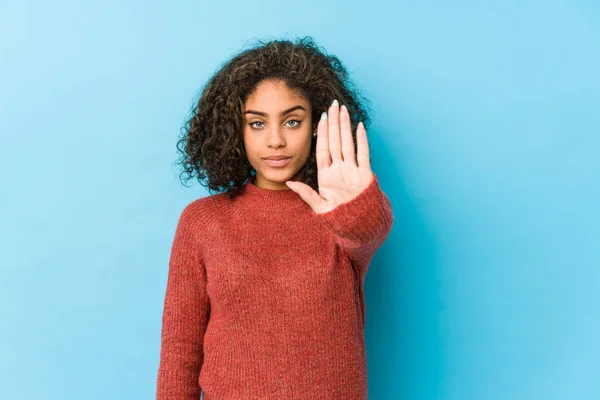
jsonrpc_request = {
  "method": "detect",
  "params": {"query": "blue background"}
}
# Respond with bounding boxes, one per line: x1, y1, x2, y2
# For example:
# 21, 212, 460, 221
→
1, 1, 599, 399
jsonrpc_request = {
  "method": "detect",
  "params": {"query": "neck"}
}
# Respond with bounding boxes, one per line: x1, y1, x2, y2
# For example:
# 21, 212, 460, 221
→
237, 175, 308, 212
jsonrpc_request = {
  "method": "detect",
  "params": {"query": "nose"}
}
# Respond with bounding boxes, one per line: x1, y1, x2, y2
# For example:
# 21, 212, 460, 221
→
266, 126, 285, 148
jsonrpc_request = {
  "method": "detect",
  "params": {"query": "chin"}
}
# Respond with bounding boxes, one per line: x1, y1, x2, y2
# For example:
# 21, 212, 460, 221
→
261, 166, 302, 182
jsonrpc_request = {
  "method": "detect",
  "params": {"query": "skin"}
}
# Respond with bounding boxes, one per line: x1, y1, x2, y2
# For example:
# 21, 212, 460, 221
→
243, 78, 375, 213
286, 99, 374, 215
242, 79, 317, 191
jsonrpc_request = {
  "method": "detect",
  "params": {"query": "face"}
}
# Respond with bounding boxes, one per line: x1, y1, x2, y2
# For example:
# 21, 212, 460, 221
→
243, 79, 314, 190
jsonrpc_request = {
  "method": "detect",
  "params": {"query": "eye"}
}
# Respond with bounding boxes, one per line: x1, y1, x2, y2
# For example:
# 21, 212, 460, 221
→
286, 119, 302, 127
248, 119, 302, 129
249, 121, 265, 129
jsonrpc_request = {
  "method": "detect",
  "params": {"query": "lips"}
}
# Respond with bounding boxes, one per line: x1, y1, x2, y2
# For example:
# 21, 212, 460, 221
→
264, 156, 291, 160
263, 157, 291, 167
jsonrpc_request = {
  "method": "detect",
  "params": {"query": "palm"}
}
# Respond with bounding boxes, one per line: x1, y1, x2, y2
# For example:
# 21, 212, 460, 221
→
286, 100, 373, 214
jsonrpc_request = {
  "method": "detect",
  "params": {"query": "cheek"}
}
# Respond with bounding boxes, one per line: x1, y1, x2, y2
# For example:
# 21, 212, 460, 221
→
242, 133, 258, 157
293, 141, 313, 162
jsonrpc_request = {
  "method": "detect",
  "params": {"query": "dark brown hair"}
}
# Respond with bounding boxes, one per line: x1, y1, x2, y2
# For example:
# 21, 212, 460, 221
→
175, 35, 372, 199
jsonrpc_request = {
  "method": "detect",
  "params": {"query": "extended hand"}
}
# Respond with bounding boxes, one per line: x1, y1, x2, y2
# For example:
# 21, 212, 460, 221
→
286, 100, 374, 214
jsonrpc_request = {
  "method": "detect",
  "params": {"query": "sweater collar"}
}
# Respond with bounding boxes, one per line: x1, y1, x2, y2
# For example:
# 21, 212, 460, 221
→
239, 175, 309, 211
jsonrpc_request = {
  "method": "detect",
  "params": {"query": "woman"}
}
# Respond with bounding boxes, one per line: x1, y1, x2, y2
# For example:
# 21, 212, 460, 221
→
156, 36, 394, 400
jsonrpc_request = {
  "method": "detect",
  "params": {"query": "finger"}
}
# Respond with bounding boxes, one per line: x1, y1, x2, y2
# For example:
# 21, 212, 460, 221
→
285, 180, 323, 208
316, 111, 331, 170
356, 122, 371, 171
339, 105, 356, 166
328, 100, 342, 162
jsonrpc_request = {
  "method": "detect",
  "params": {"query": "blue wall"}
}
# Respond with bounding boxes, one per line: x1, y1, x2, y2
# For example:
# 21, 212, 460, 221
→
1, 1, 598, 399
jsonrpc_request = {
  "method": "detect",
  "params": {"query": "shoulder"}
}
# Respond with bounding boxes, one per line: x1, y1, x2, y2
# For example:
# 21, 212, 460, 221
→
175, 191, 233, 237
179, 191, 230, 219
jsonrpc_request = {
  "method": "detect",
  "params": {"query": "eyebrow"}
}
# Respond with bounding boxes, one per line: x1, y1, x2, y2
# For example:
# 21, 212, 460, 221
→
243, 105, 306, 117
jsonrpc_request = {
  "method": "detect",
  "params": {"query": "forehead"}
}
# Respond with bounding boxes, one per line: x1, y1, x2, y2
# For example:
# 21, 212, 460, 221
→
244, 79, 309, 109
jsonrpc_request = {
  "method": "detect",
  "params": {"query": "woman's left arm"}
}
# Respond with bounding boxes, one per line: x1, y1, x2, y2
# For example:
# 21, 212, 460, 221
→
286, 100, 394, 279
314, 172, 394, 278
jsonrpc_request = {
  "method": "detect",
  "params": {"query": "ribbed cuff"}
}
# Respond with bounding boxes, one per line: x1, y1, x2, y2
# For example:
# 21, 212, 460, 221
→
315, 173, 393, 247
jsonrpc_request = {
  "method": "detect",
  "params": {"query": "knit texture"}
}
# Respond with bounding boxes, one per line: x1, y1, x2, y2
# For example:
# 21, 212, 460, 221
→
156, 172, 394, 400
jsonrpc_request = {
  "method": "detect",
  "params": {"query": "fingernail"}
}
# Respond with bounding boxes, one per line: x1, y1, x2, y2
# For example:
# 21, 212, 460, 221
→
321, 111, 327, 120
332, 99, 339, 107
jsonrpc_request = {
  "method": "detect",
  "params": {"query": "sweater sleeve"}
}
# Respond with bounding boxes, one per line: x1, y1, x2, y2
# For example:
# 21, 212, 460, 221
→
156, 203, 210, 400
315, 172, 394, 280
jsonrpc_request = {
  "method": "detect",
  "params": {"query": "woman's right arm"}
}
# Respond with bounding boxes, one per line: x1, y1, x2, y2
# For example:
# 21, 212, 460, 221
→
156, 203, 210, 400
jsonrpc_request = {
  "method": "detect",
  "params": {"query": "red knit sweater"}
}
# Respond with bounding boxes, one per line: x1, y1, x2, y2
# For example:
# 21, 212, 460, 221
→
156, 173, 394, 400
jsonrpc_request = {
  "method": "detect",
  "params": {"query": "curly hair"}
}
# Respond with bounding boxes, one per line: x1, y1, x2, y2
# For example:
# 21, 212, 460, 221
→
175, 35, 372, 200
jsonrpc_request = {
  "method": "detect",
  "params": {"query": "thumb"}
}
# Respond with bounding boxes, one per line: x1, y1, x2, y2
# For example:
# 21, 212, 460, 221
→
286, 180, 322, 209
